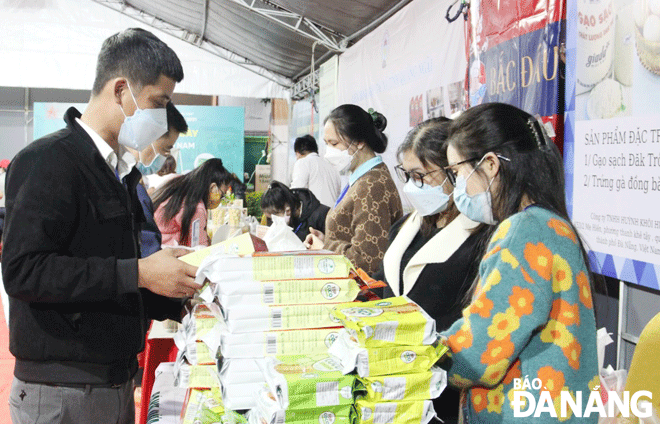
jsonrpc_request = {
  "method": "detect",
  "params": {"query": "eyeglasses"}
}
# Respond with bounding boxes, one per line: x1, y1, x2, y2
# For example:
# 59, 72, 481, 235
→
442, 157, 480, 186
394, 165, 445, 188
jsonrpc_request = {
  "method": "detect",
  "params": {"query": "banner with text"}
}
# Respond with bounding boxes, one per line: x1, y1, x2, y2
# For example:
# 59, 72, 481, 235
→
565, 0, 660, 288
337, 0, 467, 207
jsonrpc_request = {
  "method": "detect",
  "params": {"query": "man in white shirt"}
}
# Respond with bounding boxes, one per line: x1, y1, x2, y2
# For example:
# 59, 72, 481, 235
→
290, 134, 341, 207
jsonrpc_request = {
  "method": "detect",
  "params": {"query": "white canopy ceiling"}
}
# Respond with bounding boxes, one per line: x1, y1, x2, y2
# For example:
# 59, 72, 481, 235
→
0, 0, 289, 98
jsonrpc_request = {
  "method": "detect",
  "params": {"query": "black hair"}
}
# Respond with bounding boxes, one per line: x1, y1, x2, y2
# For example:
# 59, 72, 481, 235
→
398, 117, 460, 237
229, 173, 247, 201
261, 181, 299, 214
153, 158, 231, 245
92, 28, 184, 96
324, 104, 388, 153
157, 155, 177, 176
294, 135, 318, 155
167, 102, 188, 134
448, 102, 602, 302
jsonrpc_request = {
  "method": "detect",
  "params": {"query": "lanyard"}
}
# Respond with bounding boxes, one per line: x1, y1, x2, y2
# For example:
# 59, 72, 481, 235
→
334, 184, 350, 208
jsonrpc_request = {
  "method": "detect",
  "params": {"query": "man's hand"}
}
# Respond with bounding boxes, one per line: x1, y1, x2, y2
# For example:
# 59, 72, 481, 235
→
304, 228, 325, 250
138, 248, 200, 298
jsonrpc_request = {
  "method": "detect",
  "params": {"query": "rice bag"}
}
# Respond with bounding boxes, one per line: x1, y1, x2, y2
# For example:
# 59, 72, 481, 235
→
355, 399, 436, 424
217, 278, 361, 307
259, 355, 361, 410
328, 330, 448, 378
220, 327, 342, 358
196, 251, 354, 287
220, 381, 265, 410
330, 297, 437, 347
175, 363, 221, 388
219, 358, 267, 385
221, 303, 339, 333
357, 368, 447, 402
250, 388, 356, 424
180, 387, 247, 424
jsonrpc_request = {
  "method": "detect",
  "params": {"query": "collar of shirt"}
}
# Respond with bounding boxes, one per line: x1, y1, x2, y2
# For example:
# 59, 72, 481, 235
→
75, 117, 136, 179
349, 155, 383, 186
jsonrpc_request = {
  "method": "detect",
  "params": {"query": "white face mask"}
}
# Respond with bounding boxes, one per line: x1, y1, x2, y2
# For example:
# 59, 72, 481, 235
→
452, 157, 497, 224
136, 144, 167, 175
403, 179, 451, 217
324, 143, 355, 173
117, 82, 168, 151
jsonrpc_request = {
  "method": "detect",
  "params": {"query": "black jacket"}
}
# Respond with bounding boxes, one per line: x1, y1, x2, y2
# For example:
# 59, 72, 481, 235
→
291, 188, 330, 241
2, 107, 181, 386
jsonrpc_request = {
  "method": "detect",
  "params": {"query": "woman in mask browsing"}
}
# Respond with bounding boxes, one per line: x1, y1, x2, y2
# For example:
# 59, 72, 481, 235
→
153, 158, 232, 247
438, 103, 599, 423
373, 117, 490, 423
305, 104, 403, 274
260, 180, 329, 241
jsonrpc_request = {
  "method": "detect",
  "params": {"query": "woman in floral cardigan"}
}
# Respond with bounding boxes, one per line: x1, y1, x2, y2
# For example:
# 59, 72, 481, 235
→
439, 103, 599, 423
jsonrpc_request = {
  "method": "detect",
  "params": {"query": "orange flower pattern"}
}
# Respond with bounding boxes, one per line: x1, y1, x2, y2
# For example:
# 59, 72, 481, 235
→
481, 335, 515, 365
439, 208, 598, 423
509, 287, 534, 316
551, 299, 580, 326
537, 366, 566, 399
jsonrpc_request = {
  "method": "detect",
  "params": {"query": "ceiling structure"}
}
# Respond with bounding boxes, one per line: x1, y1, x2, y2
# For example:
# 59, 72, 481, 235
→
93, 0, 412, 94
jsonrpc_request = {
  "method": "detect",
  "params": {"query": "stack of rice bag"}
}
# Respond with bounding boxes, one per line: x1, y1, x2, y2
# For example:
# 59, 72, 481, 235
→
328, 297, 448, 424
180, 387, 247, 424
247, 354, 361, 424
193, 251, 363, 411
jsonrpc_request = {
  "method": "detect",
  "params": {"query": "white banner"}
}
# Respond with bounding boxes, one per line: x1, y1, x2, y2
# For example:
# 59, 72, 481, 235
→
337, 0, 467, 208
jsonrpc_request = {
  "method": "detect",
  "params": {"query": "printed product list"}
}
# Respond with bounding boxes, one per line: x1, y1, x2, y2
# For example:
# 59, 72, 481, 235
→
573, 117, 660, 264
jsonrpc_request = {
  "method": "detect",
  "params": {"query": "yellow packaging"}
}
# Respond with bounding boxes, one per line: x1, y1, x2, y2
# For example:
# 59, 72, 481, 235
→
328, 330, 448, 378
331, 297, 437, 347
355, 399, 436, 424
252, 252, 354, 280
357, 368, 447, 402
220, 327, 342, 358
176, 364, 221, 388
223, 303, 340, 332
180, 232, 260, 267
181, 387, 247, 424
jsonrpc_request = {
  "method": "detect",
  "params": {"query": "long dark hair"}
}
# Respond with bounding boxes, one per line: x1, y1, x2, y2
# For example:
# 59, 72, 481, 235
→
397, 117, 460, 237
324, 104, 388, 153
448, 102, 600, 301
153, 158, 231, 245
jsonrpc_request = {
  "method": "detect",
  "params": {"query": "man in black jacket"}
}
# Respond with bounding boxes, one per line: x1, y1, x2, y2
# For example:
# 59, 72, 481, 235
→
2, 28, 200, 424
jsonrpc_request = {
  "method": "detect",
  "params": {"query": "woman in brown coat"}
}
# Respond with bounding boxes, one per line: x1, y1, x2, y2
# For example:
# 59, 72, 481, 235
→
305, 104, 402, 274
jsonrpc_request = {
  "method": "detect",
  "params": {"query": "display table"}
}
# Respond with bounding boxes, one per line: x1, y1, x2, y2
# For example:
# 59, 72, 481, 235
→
145, 362, 188, 424
139, 320, 179, 424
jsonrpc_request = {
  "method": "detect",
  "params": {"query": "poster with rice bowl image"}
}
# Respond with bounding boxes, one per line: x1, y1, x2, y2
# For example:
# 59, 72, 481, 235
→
566, 0, 660, 289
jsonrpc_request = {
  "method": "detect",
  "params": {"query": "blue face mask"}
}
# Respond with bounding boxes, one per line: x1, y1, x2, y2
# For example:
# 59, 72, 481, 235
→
136, 144, 167, 175
403, 179, 451, 217
452, 157, 497, 225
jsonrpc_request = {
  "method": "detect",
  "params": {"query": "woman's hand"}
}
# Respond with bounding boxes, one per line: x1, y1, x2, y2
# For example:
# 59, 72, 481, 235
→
304, 227, 325, 250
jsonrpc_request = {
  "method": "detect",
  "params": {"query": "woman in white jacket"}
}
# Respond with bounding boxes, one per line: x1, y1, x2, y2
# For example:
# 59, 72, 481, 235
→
373, 117, 491, 424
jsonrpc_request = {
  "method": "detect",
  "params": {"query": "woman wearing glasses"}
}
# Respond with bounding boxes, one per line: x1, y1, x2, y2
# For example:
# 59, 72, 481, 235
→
305, 104, 403, 274
375, 117, 490, 424
439, 103, 599, 423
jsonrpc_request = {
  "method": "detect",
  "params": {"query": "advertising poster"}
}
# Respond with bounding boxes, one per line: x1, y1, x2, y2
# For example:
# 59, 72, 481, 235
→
469, 0, 565, 144
173, 106, 244, 177
337, 0, 467, 206
33, 103, 245, 179
565, 0, 660, 289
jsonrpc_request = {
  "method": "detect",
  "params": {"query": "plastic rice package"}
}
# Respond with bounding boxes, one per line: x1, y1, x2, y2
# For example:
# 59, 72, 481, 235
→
220, 327, 342, 358
259, 355, 361, 410
330, 297, 437, 347
180, 387, 247, 424
217, 278, 361, 308
356, 368, 447, 402
328, 330, 448, 378
174, 362, 221, 388
249, 388, 357, 424
196, 251, 354, 287
220, 381, 266, 410
219, 358, 268, 385
181, 302, 224, 341
221, 302, 340, 333
355, 399, 436, 424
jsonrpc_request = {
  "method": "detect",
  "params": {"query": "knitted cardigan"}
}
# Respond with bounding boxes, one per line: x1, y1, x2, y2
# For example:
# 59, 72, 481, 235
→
440, 206, 599, 423
324, 162, 402, 274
